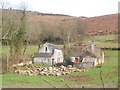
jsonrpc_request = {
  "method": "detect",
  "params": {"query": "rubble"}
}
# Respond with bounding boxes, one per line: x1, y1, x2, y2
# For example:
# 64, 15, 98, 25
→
14, 63, 88, 76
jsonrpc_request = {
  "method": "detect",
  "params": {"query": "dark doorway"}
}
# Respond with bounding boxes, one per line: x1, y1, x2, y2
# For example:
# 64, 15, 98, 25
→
45, 47, 47, 52
52, 59, 54, 65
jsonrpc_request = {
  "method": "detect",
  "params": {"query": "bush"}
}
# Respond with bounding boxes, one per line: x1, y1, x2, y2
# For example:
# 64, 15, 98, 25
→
64, 57, 74, 66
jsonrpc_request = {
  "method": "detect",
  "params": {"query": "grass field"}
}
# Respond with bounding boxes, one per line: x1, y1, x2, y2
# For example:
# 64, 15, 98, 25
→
2, 45, 38, 57
84, 34, 118, 48
2, 50, 118, 88
1, 34, 119, 88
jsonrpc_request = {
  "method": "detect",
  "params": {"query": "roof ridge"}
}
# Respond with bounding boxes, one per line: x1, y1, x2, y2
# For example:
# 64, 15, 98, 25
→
45, 42, 61, 50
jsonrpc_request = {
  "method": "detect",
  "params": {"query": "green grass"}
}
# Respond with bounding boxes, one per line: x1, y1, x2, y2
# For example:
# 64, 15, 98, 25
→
91, 34, 117, 41
2, 73, 67, 85
25, 45, 38, 55
2, 46, 9, 57
2, 45, 38, 57
2, 73, 72, 88
84, 34, 118, 48
2, 73, 44, 85
0, 74, 2, 85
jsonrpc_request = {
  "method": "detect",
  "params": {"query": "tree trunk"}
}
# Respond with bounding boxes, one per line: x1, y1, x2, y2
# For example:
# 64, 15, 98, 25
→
67, 35, 70, 49
6, 41, 9, 71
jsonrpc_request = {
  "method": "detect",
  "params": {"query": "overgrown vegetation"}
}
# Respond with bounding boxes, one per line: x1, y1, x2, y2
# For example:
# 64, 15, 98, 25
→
1, 2, 30, 71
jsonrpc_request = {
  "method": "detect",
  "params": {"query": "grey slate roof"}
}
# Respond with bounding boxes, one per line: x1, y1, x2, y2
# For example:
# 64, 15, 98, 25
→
80, 50, 98, 58
81, 44, 103, 58
71, 44, 103, 59
71, 51, 83, 57
34, 53, 52, 58
45, 43, 61, 50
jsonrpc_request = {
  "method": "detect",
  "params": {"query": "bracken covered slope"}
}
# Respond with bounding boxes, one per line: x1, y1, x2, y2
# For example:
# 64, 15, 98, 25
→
2, 9, 118, 36
81, 14, 118, 35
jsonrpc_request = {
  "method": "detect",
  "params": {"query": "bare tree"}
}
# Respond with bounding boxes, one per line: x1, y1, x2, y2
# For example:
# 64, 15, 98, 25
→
0, 0, 12, 10
1, 2, 29, 70
18, 1, 31, 12
59, 18, 86, 49
72, 18, 87, 46
59, 18, 74, 49
56, 17, 87, 57
1, 0, 14, 71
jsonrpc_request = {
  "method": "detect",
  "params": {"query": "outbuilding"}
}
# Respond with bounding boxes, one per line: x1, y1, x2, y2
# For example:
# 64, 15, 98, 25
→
72, 44, 104, 68
33, 43, 64, 65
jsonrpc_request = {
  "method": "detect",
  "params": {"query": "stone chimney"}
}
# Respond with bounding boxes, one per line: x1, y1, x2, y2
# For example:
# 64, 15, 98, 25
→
91, 43, 95, 52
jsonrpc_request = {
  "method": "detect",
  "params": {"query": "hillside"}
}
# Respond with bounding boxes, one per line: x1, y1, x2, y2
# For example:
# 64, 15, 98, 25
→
2, 9, 118, 34
82, 14, 118, 35
2, 9, 118, 44
27, 10, 118, 35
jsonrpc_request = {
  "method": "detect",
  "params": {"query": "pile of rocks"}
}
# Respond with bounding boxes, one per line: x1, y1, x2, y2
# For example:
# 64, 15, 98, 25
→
14, 64, 88, 76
